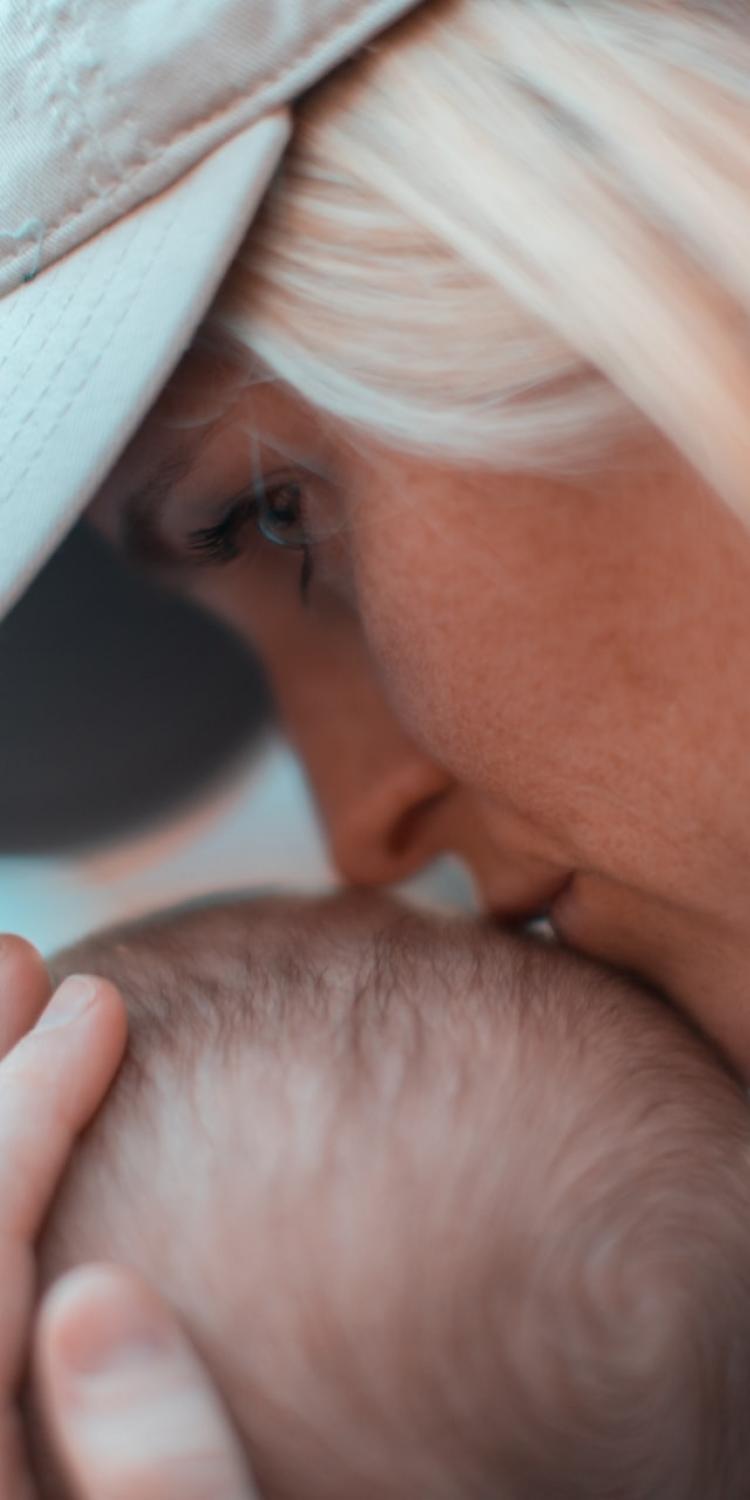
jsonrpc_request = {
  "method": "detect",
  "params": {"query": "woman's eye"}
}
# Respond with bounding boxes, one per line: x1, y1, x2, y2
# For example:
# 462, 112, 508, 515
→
256, 480, 307, 550
186, 477, 314, 601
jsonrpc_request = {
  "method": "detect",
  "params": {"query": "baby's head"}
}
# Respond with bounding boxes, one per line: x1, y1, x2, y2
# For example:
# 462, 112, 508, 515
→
37, 892, 750, 1498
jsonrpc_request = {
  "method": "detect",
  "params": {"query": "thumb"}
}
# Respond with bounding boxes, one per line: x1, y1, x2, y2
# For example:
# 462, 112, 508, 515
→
35, 1264, 259, 1500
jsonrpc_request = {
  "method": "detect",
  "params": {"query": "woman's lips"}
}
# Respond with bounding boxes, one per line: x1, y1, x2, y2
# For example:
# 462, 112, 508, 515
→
488, 872, 576, 931
548, 876, 575, 927
548, 874, 623, 959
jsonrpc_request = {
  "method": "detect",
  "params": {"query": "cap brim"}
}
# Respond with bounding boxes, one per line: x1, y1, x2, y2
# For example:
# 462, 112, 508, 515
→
0, 111, 289, 623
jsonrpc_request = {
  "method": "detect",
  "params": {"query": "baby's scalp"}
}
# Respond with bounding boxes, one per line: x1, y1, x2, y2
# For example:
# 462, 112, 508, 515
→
39, 893, 750, 1499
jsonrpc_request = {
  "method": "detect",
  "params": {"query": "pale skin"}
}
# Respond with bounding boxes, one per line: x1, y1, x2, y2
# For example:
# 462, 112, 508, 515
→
7, 340, 750, 1494
0, 935, 259, 1499
93, 347, 750, 1075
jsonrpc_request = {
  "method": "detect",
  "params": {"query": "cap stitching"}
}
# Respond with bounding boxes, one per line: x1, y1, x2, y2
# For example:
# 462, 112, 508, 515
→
0, 239, 111, 402
2, 0, 412, 282
0, 197, 181, 496
0, 192, 115, 368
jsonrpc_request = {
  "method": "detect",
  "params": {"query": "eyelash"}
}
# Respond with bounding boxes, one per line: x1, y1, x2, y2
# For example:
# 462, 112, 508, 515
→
186, 478, 314, 602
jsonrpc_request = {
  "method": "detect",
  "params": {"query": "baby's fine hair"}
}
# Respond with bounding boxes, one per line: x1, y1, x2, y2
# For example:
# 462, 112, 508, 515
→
46, 894, 750, 1499
201, 0, 750, 524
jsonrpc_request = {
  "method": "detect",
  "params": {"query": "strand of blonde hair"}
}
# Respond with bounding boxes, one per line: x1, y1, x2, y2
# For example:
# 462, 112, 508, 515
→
204, 0, 750, 519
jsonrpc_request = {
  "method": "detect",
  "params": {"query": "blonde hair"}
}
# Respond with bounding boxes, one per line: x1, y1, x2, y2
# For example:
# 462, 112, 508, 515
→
204, 0, 750, 518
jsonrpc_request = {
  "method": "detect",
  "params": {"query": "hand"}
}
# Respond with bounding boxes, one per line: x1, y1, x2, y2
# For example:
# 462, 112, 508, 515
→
0, 934, 259, 1499
0, 933, 125, 1497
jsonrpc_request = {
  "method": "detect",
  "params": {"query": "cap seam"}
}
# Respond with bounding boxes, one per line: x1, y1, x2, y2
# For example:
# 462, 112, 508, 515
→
2, 0, 406, 288
0, 193, 183, 501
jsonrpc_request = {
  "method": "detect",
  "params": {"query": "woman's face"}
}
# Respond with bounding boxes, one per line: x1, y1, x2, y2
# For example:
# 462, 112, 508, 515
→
92, 349, 750, 1073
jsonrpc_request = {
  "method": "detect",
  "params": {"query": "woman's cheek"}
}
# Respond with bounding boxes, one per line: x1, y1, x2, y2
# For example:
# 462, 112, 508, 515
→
348, 482, 524, 787
354, 566, 486, 782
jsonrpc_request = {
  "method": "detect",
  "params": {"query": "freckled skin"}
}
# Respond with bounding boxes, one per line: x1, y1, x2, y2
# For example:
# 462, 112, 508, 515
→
92, 349, 750, 1075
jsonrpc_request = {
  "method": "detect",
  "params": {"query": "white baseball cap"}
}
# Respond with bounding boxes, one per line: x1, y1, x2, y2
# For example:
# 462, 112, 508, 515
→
0, 0, 422, 623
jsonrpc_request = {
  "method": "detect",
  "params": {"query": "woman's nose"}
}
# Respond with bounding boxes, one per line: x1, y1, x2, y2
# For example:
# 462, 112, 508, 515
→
265, 614, 458, 887
280, 671, 456, 886
319, 746, 454, 888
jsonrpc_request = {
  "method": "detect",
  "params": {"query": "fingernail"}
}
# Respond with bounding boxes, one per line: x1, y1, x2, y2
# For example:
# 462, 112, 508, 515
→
52, 1270, 170, 1384
37, 976, 98, 1030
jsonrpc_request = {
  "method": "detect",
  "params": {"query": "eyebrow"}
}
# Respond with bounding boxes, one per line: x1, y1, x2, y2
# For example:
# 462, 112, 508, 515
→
119, 440, 206, 573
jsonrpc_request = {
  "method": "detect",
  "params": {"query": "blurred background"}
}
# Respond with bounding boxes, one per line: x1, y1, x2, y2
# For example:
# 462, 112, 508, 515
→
0, 522, 474, 955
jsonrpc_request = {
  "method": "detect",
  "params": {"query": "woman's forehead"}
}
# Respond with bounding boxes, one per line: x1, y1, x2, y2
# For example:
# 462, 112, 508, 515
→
89, 353, 312, 533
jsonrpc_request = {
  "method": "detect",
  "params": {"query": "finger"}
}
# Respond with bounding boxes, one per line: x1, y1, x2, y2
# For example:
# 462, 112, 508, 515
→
0, 1410, 37, 1500
0, 935, 51, 1056
0, 976, 127, 1249
0, 978, 127, 1500
37, 1265, 258, 1500
0, 975, 126, 1404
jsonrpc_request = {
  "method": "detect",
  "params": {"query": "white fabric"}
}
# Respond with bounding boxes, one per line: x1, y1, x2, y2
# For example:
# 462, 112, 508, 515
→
0, 118, 287, 615
0, 0, 423, 620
